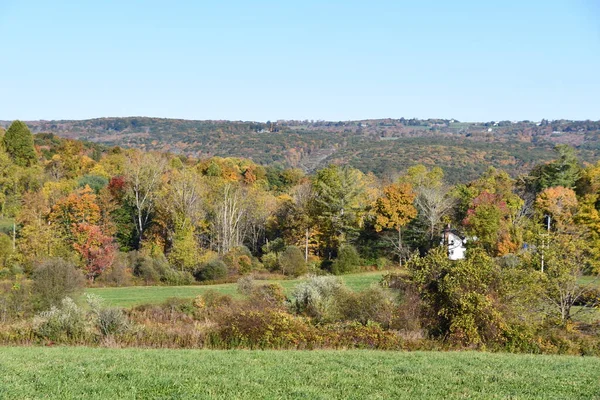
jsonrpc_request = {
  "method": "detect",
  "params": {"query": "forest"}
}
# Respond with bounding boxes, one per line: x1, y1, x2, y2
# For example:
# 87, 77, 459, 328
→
5, 117, 600, 183
0, 120, 599, 353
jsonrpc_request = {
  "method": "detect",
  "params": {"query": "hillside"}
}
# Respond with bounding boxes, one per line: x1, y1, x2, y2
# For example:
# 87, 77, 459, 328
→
3, 117, 600, 182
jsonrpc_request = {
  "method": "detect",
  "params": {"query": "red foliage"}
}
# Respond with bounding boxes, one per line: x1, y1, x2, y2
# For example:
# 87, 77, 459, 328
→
108, 176, 127, 200
72, 223, 117, 280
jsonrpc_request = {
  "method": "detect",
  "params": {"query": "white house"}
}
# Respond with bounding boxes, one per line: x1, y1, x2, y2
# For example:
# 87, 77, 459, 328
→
441, 226, 467, 260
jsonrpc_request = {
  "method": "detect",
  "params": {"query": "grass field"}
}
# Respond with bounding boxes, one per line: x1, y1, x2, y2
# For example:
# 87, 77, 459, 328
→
0, 347, 599, 399
86, 271, 386, 307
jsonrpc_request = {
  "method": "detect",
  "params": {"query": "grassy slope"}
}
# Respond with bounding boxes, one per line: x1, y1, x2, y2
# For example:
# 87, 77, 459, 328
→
86, 271, 386, 308
1, 348, 599, 399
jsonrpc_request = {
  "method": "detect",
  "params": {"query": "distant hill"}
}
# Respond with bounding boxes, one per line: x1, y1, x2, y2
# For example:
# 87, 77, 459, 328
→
3, 117, 600, 183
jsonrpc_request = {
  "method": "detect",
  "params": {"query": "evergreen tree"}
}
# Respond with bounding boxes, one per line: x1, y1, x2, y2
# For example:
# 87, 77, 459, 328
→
3, 121, 37, 167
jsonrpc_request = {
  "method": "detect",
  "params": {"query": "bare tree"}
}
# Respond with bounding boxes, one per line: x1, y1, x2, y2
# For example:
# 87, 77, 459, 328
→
168, 167, 205, 228
125, 151, 167, 248
214, 184, 246, 254
414, 185, 456, 242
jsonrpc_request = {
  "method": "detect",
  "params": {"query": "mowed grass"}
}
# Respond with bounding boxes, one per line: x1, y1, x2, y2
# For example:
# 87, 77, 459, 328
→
86, 271, 386, 308
1, 347, 599, 399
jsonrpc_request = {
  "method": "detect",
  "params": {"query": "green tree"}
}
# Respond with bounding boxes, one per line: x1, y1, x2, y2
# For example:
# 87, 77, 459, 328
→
534, 145, 581, 191
311, 165, 367, 257
407, 247, 506, 345
3, 121, 37, 167
331, 244, 361, 275
278, 245, 307, 277
168, 221, 199, 272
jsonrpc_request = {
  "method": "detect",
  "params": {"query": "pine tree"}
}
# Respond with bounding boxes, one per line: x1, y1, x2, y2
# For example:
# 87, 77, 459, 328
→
3, 120, 37, 167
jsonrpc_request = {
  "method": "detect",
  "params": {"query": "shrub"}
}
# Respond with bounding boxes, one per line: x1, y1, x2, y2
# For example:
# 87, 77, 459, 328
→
237, 276, 255, 295
0, 232, 13, 268
32, 258, 85, 311
0, 277, 33, 323
132, 253, 194, 285
331, 245, 360, 275
251, 283, 287, 307
162, 269, 195, 285
135, 256, 161, 284
216, 309, 316, 349
96, 256, 133, 286
292, 275, 346, 321
336, 286, 396, 327
87, 294, 129, 336
196, 290, 233, 309
96, 307, 129, 336
376, 257, 390, 270
33, 297, 88, 341
196, 259, 228, 281
279, 246, 307, 277
261, 252, 279, 271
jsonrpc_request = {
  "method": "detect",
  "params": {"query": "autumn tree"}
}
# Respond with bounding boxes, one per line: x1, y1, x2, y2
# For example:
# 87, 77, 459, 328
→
49, 186, 101, 240
463, 191, 513, 256
535, 186, 578, 232
373, 182, 417, 266
72, 223, 117, 281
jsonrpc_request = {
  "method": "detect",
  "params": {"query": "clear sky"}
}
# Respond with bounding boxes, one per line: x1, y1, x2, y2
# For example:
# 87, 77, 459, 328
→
1, 0, 599, 122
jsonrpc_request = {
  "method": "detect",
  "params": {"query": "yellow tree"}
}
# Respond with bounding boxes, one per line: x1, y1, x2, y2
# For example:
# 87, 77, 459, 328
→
535, 186, 578, 232
373, 183, 418, 266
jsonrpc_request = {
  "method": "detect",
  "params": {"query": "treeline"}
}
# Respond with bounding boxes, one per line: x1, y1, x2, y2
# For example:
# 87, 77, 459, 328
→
7, 117, 600, 183
1, 120, 599, 352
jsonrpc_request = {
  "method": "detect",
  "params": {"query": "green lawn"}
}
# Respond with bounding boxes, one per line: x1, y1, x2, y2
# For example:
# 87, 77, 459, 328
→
87, 271, 386, 308
579, 275, 600, 288
0, 347, 598, 399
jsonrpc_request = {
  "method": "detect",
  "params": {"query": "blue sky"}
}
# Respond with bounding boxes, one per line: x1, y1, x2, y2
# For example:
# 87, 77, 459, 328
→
0, 0, 599, 122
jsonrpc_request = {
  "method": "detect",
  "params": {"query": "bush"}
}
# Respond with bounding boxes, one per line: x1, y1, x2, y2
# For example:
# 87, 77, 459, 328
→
216, 309, 316, 348
279, 246, 307, 277
292, 275, 346, 321
32, 258, 85, 311
135, 256, 161, 284
0, 277, 33, 323
336, 286, 396, 327
251, 283, 287, 307
96, 307, 129, 336
96, 256, 133, 286
331, 245, 360, 275
196, 259, 228, 281
33, 297, 88, 341
132, 253, 194, 285
237, 276, 255, 295
261, 252, 279, 272
376, 257, 390, 270
87, 294, 129, 336
196, 290, 233, 309
0, 232, 13, 268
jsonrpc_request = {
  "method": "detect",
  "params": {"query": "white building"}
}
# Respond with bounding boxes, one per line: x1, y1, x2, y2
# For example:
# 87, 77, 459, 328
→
441, 226, 467, 260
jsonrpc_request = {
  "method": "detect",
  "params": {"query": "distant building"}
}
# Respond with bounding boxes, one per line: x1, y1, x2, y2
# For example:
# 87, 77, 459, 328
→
441, 226, 467, 261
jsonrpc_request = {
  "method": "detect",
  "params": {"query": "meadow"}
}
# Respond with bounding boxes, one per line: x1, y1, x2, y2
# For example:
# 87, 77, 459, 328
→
1, 347, 599, 399
86, 271, 386, 307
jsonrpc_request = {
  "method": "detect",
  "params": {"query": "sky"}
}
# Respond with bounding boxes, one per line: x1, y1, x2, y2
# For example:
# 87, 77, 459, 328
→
0, 0, 599, 122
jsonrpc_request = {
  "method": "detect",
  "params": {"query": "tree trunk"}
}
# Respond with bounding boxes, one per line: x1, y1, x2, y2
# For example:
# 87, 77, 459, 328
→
305, 228, 309, 262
